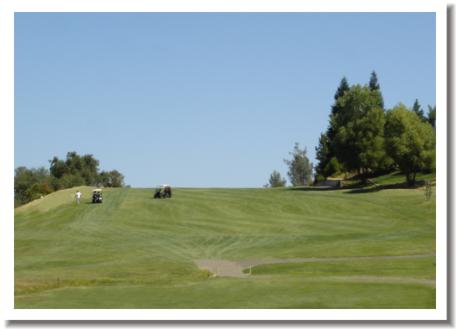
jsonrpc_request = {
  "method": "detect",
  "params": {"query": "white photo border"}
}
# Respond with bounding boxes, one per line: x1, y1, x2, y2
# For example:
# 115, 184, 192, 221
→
0, 0, 447, 321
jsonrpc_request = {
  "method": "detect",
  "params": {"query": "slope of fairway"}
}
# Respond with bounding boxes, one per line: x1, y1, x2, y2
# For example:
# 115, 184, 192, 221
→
15, 186, 435, 308
15, 186, 94, 215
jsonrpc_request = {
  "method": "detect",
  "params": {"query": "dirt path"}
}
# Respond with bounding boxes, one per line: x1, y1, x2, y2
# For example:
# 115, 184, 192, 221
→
194, 253, 435, 282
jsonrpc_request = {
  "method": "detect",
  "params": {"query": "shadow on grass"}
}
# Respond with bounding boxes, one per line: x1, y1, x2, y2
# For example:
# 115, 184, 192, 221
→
345, 180, 426, 194
285, 186, 351, 192
284, 180, 426, 194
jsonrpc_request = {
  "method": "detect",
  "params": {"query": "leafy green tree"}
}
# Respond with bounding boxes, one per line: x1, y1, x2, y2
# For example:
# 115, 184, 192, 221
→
49, 175, 63, 191
50, 152, 101, 186
59, 173, 86, 189
332, 85, 386, 180
97, 171, 109, 187
427, 105, 436, 128
109, 170, 125, 187
65, 151, 83, 174
65, 152, 99, 185
268, 170, 286, 187
284, 143, 313, 186
27, 182, 53, 201
412, 99, 426, 122
14, 167, 53, 205
385, 104, 436, 186
325, 157, 342, 177
98, 170, 125, 187
316, 72, 394, 180
80, 154, 100, 185
49, 156, 68, 179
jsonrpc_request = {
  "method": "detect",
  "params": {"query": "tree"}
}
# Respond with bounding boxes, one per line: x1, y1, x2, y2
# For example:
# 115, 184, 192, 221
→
315, 133, 342, 179
80, 154, 100, 185
327, 77, 350, 141
325, 157, 342, 178
337, 77, 350, 94
48, 151, 125, 189
268, 170, 286, 187
332, 85, 387, 180
284, 143, 313, 186
27, 182, 53, 201
412, 99, 426, 122
385, 104, 436, 186
315, 133, 331, 178
50, 152, 101, 186
65, 151, 83, 174
59, 173, 86, 189
97, 170, 125, 187
368, 71, 384, 108
316, 72, 388, 180
49, 156, 68, 179
427, 105, 436, 128
368, 71, 380, 91
14, 167, 53, 205
315, 77, 350, 179
109, 170, 125, 187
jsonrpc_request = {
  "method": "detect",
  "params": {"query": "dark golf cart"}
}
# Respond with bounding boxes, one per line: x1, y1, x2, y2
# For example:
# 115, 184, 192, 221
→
92, 189, 103, 203
154, 185, 172, 199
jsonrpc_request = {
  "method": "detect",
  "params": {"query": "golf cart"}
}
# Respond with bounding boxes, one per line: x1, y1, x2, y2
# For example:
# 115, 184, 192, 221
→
92, 189, 103, 203
154, 185, 172, 199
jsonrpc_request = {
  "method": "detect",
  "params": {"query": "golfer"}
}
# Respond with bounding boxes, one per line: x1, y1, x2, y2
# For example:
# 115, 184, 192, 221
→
75, 190, 82, 204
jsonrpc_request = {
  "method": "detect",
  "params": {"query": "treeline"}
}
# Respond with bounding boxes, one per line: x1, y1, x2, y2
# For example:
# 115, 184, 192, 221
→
267, 71, 435, 188
315, 72, 435, 186
15, 151, 125, 206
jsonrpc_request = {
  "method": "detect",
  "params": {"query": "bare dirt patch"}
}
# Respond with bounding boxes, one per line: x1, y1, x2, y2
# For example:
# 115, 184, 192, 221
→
194, 259, 248, 278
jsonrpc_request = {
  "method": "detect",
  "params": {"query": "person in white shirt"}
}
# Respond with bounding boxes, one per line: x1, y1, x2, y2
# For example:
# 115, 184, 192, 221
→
75, 190, 82, 204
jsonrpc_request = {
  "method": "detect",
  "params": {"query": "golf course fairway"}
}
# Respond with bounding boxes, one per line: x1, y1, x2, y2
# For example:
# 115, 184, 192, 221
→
15, 184, 436, 308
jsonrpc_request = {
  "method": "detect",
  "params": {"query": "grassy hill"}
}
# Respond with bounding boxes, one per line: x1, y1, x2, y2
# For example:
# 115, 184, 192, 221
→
15, 183, 436, 308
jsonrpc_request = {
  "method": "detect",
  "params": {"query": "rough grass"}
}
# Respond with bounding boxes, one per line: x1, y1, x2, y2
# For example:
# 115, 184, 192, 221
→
15, 180, 436, 308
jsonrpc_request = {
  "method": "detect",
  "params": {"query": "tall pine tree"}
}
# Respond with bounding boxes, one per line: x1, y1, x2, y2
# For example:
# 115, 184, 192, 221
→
327, 77, 350, 141
315, 77, 349, 179
412, 99, 426, 122
368, 71, 380, 90
427, 105, 436, 128
368, 71, 384, 108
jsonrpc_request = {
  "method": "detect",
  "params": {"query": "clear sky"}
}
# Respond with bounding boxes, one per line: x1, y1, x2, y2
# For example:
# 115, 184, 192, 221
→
15, 13, 436, 187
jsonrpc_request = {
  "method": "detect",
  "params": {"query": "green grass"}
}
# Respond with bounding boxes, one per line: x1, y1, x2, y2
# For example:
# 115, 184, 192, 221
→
15, 181, 436, 308
246, 257, 435, 278
370, 171, 435, 186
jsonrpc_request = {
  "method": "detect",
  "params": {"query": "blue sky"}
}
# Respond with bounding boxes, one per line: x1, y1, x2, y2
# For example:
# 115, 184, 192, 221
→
15, 13, 436, 187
